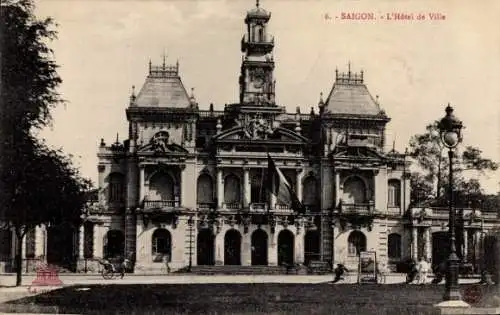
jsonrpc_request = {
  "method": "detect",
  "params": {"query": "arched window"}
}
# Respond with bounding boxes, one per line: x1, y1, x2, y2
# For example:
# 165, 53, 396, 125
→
388, 179, 401, 207
105, 230, 124, 258
388, 233, 402, 259
258, 27, 264, 42
348, 231, 366, 256
152, 229, 172, 260
250, 171, 268, 203
197, 174, 213, 204
108, 173, 125, 203
343, 177, 366, 204
224, 174, 241, 204
302, 176, 317, 206
149, 172, 174, 201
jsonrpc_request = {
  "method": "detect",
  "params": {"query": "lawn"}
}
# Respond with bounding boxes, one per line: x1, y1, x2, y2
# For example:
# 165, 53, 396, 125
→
0, 283, 496, 314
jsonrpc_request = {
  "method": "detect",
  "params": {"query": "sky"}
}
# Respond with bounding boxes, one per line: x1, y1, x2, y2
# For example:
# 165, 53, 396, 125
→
34, 0, 500, 193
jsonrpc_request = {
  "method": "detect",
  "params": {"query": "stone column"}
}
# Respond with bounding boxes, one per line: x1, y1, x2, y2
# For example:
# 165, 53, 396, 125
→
216, 168, 223, 209
243, 168, 250, 208
34, 226, 44, 258
424, 228, 431, 261
334, 172, 341, 207
295, 228, 304, 264
268, 230, 278, 266
463, 229, 468, 262
139, 165, 145, 204
296, 169, 303, 203
412, 227, 418, 260
93, 224, 104, 258
242, 232, 251, 266
215, 232, 224, 265
78, 224, 84, 259
21, 235, 26, 259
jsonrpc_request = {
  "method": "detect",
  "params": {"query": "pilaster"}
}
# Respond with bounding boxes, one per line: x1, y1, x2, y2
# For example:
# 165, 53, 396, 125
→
216, 168, 223, 209
463, 229, 468, 262
215, 232, 224, 265
243, 168, 250, 208
78, 224, 84, 259
412, 227, 418, 260
139, 165, 145, 204
334, 171, 341, 208
296, 169, 303, 203
268, 231, 278, 266
181, 162, 197, 209
374, 167, 388, 212
34, 226, 45, 258
424, 228, 431, 261
295, 228, 304, 264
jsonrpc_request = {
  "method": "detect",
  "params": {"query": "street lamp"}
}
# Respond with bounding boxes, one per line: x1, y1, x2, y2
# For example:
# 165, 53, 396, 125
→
437, 104, 463, 302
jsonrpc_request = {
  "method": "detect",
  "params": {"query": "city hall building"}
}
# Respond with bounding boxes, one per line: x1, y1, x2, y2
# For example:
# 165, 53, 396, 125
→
0, 1, 498, 274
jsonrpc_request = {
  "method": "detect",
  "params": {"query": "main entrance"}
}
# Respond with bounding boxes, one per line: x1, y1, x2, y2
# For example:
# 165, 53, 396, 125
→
278, 229, 294, 265
251, 229, 268, 265
432, 232, 448, 268
224, 229, 241, 265
197, 229, 215, 265
304, 230, 320, 265
47, 223, 77, 271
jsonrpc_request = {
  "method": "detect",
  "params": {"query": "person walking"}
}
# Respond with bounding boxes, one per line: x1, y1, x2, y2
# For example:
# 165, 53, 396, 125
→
417, 257, 429, 285
332, 263, 349, 283
377, 262, 387, 284
406, 259, 418, 284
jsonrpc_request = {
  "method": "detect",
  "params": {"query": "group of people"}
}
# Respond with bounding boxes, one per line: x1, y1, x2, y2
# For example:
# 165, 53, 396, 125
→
405, 257, 433, 285
332, 257, 436, 284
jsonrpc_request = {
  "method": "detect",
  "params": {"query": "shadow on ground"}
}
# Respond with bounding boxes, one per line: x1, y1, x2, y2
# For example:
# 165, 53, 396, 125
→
0, 283, 496, 314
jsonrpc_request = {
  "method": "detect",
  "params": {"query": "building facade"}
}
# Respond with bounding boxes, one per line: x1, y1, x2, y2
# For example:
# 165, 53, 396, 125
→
0, 1, 498, 274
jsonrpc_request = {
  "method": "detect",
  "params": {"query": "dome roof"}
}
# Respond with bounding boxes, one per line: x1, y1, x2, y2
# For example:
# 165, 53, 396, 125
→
245, 1, 270, 21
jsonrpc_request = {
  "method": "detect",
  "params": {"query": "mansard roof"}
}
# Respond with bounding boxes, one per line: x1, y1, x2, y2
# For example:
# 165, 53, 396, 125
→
131, 61, 191, 109
324, 68, 385, 117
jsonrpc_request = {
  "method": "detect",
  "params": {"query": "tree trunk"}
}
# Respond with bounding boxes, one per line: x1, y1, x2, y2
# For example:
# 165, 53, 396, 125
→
15, 231, 23, 286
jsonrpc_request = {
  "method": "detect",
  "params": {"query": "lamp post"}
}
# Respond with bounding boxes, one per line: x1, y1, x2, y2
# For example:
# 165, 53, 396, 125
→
437, 104, 463, 302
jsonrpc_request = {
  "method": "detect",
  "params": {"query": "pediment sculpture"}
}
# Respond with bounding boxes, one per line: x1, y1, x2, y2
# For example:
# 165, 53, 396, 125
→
243, 116, 276, 140
150, 131, 170, 153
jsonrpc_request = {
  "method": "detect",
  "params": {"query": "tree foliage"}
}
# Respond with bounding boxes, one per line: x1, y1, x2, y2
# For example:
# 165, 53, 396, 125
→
408, 121, 498, 203
1, 0, 91, 286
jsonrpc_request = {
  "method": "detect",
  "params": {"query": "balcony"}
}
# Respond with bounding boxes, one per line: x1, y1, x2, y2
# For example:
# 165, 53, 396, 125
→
339, 201, 375, 216
197, 202, 217, 211
143, 200, 179, 211
223, 202, 242, 210
250, 203, 268, 213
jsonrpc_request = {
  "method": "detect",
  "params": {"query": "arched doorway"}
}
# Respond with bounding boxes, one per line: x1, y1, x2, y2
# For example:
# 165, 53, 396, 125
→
348, 230, 367, 256
251, 229, 268, 265
304, 230, 320, 265
224, 229, 241, 265
104, 230, 125, 259
47, 223, 77, 270
432, 232, 448, 269
197, 174, 214, 205
152, 228, 171, 262
278, 230, 294, 265
197, 229, 215, 265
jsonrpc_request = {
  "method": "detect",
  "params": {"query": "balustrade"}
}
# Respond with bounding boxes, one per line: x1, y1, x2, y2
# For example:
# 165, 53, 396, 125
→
339, 201, 375, 215
143, 200, 178, 210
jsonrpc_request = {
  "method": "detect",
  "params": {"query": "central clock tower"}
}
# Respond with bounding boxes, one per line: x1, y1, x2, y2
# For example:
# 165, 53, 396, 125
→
239, 0, 276, 106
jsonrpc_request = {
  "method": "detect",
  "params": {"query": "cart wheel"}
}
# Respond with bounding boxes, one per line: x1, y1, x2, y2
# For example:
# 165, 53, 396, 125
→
102, 269, 113, 280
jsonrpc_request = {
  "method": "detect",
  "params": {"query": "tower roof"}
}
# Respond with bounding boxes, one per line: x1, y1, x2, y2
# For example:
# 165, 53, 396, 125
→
245, 0, 271, 22
131, 60, 191, 108
323, 67, 384, 116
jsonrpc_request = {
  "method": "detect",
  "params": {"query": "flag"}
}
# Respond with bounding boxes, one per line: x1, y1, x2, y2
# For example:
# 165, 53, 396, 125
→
267, 154, 305, 213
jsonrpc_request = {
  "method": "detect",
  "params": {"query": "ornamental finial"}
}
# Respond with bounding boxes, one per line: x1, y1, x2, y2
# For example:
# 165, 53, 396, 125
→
256, 0, 260, 8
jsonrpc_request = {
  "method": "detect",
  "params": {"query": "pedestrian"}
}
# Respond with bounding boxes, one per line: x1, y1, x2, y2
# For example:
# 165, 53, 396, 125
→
417, 257, 429, 285
406, 259, 418, 284
332, 263, 349, 283
377, 262, 387, 284
163, 254, 171, 274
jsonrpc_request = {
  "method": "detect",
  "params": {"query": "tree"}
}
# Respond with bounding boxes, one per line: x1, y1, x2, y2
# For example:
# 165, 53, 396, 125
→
1, 0, 91, 286
2, 136, 92, 285
409, 122, 498, 199
409, 121, 498, 260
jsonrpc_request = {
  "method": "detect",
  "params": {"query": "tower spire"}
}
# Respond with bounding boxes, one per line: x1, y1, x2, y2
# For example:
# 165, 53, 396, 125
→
162, 48, 167, 69
256, 0, 260, 8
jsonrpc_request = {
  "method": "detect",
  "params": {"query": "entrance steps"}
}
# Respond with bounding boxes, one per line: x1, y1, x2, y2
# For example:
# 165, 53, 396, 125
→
187, 265, 288, 275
